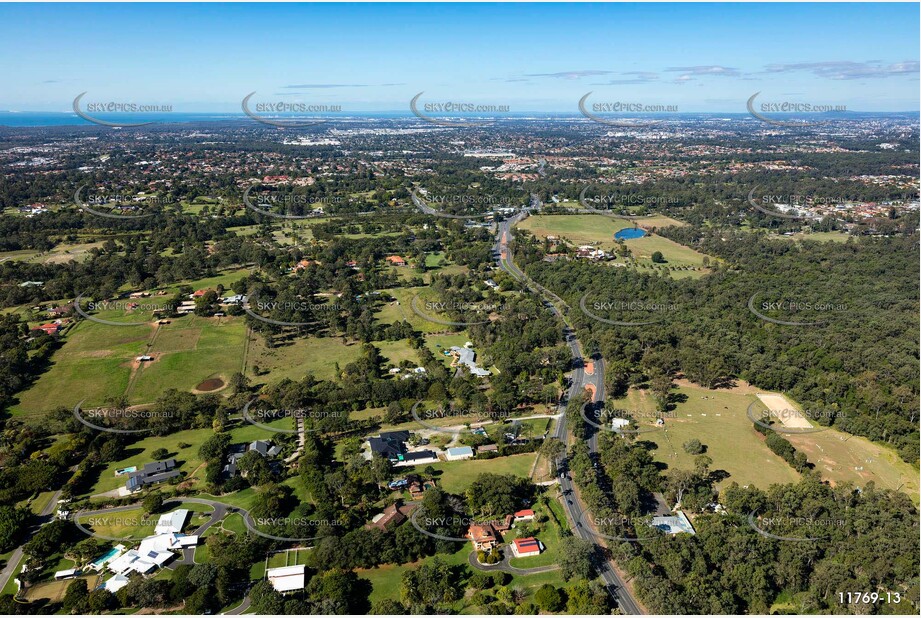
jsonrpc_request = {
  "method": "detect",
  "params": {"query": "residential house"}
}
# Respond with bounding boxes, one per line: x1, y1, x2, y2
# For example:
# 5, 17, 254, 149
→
154, 509, 189, 535
467, 524, 498, 551
513, 509, 535, 522
125, 459, 180, 493
385, 255, 407, 266
510, 537, 542, 558
368, 431, 410, 461
366, 502, 415, 531
650, 511, 696, 535
449, 345, 491, 377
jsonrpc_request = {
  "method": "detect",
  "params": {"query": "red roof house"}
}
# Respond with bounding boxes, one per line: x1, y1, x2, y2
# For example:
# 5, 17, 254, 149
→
511, 537, 542, 558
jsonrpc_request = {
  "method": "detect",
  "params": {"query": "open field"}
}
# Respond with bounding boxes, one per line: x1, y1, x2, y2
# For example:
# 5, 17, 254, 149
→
425, 453, 537, 494
519, 214, 628, 245
0, 241, 107, 266
634, 384, 802, 490
642, 381, 920, 502
128, 316, 247, 402
375, 286, 473, 335
518, 214, 711, 274
11, 313, 247, 415
10, 319, 147, 416
375, 339, 420, 367
787, 429, 920, 504
247, 332, 362, 383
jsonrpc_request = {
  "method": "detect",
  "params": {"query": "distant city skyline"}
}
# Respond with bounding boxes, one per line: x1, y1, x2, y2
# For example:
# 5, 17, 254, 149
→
1, 3, 918, 113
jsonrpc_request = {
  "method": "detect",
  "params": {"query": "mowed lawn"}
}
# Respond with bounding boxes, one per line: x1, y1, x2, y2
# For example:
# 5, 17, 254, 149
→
426, 453, 537, 494
84, 418, 293, 498
360, 541, 565, 610
77, 502, 214, 540
635, 385, 801, 490
518, 214, 710, 272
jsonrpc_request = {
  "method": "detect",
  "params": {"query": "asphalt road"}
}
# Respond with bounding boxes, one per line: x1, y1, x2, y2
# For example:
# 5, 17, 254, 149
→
0, 477, 71, 595
495, 201, 643, 615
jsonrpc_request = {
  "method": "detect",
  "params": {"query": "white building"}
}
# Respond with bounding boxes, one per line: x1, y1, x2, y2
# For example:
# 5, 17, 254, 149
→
267, 565, 306, 593
154, 509, 189, 535
445, 446, 474, 461
103, 573, 131, 593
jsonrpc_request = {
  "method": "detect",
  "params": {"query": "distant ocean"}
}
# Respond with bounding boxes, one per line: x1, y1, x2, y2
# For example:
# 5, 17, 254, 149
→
0, 112, 253, 127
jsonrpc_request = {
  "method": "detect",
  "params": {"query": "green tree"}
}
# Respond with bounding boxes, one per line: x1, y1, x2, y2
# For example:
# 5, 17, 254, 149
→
62, 579, 89, 614
558, 537, 594, 581
0, 505, 29, 552
534, 584, 564, 612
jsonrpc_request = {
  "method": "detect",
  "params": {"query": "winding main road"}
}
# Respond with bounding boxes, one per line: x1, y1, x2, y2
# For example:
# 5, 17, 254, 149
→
495, 197, 644, 615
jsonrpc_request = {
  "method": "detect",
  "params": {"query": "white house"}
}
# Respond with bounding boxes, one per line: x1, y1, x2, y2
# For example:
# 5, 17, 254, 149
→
103, 573, 131, 593
154, 509, 189, 535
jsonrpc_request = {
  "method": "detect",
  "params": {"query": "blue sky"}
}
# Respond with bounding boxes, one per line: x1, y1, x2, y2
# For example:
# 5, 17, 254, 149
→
0, 3, 918, 113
